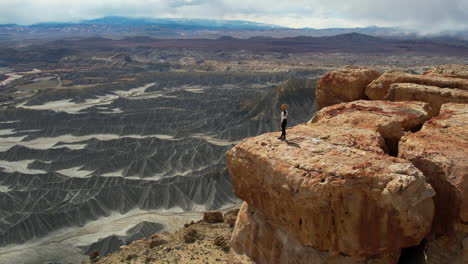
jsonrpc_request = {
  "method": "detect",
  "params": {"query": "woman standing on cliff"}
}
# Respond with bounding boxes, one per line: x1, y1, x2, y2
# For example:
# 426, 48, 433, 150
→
278, 104, 288, 141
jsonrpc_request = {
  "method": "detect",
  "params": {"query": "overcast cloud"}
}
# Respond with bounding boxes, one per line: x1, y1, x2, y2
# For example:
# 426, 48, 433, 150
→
0, 0, 467, 32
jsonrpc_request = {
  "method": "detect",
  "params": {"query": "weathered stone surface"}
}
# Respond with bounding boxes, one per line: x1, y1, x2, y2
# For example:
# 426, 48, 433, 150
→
385, 83, 468, 115
316, 66, 381, 110
425, 234, 465, 264
421, 103, 468, 139
399, 103, 468, 264
203, 211, 224, 223
230, 202, 401, 264
229, 249, 256, 264
226, 122, 435, 256
294, 123, 388, 154
424, 64, 468, 80
311, 100, 432, 141
399, 103, 468, 232
365, 71, 468, 100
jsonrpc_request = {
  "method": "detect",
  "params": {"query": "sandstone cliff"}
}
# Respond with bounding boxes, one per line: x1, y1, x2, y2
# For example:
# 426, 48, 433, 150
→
423, 64, 468, 80
365, 70, 468, 104
227, 64, 468, 264
316, 66, 381, 109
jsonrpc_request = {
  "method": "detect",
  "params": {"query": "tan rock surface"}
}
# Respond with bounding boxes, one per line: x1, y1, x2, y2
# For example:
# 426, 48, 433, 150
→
365, 71, 468, 100
424, 64, 468, 80
289, 124, 388, 154
422, 103, 468, 139
203, 211, 224, 223
229, 250, 256, 264
311, 100, 432, 141
399, 103, 468, 231
385, 83, 468, 115
226, 121, 435, 256
399, 103, 468, 264
230, 202, 401, 264
88, 209, 240, 264
316, 66, 381, 110
425, 234, 465, 264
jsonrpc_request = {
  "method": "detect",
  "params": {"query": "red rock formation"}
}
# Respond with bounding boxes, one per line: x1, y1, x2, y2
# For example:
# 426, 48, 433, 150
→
385, 83, 468, 115
227, 101, 436, 259
311, 100, 432, 142
400, 103, 468, 232
365, 71, 468, 100
399, 103, 468, 264
423, 64, 468, 80
228, 65, 468, 264
230, 202, 401, 264
315, 66, 381, 110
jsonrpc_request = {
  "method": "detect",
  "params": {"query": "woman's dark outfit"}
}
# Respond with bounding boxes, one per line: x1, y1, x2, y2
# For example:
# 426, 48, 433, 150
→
279, 109, 288, 140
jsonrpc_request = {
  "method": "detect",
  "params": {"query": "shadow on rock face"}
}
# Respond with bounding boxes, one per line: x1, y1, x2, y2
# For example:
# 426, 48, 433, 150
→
398, 240, 427, 264
286, 141, 300, 148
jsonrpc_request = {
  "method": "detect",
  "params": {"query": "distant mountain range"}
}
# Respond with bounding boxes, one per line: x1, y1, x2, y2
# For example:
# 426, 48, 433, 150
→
37, 32, 466, 56
1, 16, 468, 41
3, 16, 285, 30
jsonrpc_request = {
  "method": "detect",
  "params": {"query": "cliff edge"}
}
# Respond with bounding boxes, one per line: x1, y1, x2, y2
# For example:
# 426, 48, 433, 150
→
227, 64, 468, 264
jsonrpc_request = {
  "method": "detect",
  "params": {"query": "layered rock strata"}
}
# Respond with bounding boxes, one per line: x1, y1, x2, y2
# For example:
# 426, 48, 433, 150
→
315, 66, 381, 110
229, 202, 401, 264
385, 83, 468, 115
423, 64, 468, 80
316, 66, 468, 115
227, 101, 436, 263
365, 71, 468, 100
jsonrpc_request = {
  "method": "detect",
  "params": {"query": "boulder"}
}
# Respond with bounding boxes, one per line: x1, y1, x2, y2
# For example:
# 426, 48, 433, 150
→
424, 64, 468, 80
149, 236, 167, 249
316, 66, 381, 110
230, 202, 401, 264
226, 120, 435, 256
183, 229, 198, 243
385, 83, 468, 115
203, 211, 224, 223
365, 71, 468, 100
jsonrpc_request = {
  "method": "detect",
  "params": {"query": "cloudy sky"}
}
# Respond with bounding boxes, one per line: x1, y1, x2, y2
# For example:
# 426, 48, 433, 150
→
0, 0, 467, 32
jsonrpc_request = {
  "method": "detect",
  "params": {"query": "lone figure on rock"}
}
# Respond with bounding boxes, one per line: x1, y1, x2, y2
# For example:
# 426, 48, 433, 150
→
278, 104, 288, 141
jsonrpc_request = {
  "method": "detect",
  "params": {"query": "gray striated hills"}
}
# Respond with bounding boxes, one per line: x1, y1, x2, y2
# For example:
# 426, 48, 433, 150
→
0, 68, 319, 263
